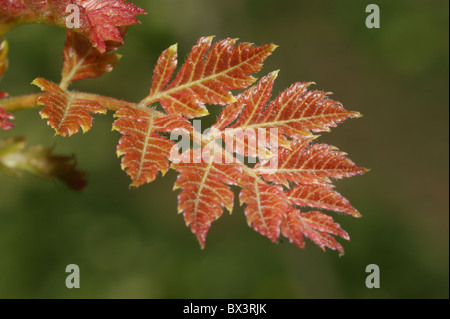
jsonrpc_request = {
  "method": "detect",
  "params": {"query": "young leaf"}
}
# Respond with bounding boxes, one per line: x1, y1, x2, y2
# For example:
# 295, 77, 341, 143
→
116, 38, 368, 251
113, 106, 192, 187
0, 0, 146, 52
172, 148, 243, 248
75, 0, 146, 52
255, 138, 368, 186
239, 178, 289, 243
32, 77, 107, 136
0, 137, 86, 191
214, 71, 282, 159
60, 29, 123, 89
281, 209, 349, 255
287, 184, 361, 217
215, 72, 361, 158
140, 37, 277, 118
3, 33, 367, 253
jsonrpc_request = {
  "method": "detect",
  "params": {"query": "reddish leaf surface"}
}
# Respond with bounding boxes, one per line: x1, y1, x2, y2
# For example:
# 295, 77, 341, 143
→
256, 138, 368, 186
172, 149, 243, 248
113, 106, 191, 187
148, 43, 178, 97
0, 1, 29, 18
214, 71, 361, 158
281, 209, 349, 255
171, 142, 288, 247
77, 0, 146, 52
214, 72, 281, 159
33, 78, 106, 136
3, 34, 367, 252
119, 39, 368, 251
141, 37, 277, 118
287, 184, 360, 217
0, 106, 14, 130
0, 0, 146, 52
256, 82, 361, 136
60, 29, 123, 88
239, 178, 289, 243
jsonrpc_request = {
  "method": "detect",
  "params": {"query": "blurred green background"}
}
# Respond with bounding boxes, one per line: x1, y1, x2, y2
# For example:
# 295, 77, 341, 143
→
0, 0, 448, 298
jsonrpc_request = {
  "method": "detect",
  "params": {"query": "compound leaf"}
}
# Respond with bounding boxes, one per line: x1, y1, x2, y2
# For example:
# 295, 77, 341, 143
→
239, 177, 289, 243
172, 148, 243, 247
256, 138, 368, 187
287, 183, 361, 217
0, 0, 146, 52
33, 77, 107, 136
60, 29, 123, 89
113, 106, 192, 187
214, 72, 361, 159
141, 37, 277, 118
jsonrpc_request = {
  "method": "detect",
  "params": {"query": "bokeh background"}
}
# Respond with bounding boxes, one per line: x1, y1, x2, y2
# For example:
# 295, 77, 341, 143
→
0, 0, 448, 298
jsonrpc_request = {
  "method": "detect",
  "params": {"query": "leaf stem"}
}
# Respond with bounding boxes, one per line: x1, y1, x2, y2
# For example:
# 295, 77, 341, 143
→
0, 93, 39, 111
75, 92, 139, 112
0, 92, 143, 113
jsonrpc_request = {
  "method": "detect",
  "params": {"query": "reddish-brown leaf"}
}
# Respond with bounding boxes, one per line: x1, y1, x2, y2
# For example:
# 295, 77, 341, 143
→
135, 39, 367, 251
113, 106, 192, 187
282, 209, 349, 254
33, 78, 106, 136
172, 148, 242, 248
60, 29, 122, 89
11, 34, 367, 252
239, 177, 289, 243
287, 184, 361, 217
214, 71, 361, 159
214, 72, 281, 159
141, 37, 277, 118
257, 81, 361, 137
0, 1, 29, 18
256, 138, 368, 186
0, 0, 146, 52
78, 0, 146, 52
149, 43, 178, 97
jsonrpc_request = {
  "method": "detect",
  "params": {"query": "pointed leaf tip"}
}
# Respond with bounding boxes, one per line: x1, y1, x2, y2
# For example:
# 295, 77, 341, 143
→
142, 37, 278, 118
61, 31, 123, 88
281, 210, 348, 254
